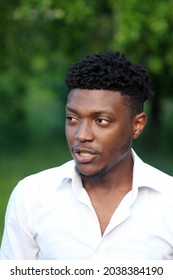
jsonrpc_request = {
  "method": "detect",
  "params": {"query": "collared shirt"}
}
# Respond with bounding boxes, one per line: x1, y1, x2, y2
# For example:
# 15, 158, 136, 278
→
1, 150, 173, 260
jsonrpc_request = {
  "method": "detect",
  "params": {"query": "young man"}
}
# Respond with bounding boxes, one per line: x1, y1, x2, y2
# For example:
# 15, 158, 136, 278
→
1, 52, 173, 259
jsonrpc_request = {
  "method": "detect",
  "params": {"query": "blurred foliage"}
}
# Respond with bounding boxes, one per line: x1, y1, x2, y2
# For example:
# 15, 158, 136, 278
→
0, 0, 173, 152
111, 0, 173, 147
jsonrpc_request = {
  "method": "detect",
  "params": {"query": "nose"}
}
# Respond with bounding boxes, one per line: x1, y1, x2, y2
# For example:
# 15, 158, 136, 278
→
75, 120, 94, 142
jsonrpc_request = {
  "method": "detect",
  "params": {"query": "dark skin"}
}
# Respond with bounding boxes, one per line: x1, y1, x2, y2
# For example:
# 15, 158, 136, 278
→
65, 89, 147, 235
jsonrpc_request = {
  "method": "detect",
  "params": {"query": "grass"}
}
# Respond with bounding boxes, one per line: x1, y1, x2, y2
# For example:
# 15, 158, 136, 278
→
0, 139, 172, 242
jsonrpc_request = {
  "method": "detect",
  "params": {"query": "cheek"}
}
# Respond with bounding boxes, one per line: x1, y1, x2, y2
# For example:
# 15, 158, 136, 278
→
104, 128, 133, 154
65, 126, 73, 144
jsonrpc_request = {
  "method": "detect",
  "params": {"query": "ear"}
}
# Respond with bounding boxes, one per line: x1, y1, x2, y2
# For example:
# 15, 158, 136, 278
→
132, 112, 147, 139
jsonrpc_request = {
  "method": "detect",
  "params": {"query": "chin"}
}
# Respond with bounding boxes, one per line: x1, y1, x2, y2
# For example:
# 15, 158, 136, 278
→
75, 165, 107, 182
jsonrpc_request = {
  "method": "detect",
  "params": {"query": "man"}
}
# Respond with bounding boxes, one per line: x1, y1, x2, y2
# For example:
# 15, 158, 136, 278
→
1, 51, 173, 259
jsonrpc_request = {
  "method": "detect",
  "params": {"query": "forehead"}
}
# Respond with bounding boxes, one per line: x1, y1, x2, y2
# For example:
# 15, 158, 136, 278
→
66, 89, 129, 116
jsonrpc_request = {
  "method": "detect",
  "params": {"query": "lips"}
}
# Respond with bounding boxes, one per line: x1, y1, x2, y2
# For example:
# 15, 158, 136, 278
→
72, 147, 98, 163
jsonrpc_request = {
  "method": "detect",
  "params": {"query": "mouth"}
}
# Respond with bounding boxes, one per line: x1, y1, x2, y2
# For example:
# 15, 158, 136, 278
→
72, 147, 98, 164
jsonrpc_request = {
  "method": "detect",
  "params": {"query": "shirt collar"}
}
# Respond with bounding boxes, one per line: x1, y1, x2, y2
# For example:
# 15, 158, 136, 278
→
58, 160, 84, 196
61, 150, 162, 193
132, 149, 161, 192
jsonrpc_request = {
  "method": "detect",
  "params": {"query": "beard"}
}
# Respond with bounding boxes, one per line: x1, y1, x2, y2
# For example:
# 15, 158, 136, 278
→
75, 165, 109, 184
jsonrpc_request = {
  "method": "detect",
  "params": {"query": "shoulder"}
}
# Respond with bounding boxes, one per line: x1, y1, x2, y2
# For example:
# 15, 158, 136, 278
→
19, 160, 75, 185
4, 160, 75, 223
10, 160, 75, 203
133, 149, 173, 193
145, 163, 173, 192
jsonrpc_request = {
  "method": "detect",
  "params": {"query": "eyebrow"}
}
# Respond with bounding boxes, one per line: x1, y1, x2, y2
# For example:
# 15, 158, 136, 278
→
66, 105, 114, 117
66, 106, 78, 114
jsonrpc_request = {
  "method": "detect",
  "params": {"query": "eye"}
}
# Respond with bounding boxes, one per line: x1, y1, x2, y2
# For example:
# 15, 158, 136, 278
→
66, 115, 79, 124
96, 118, 110, 127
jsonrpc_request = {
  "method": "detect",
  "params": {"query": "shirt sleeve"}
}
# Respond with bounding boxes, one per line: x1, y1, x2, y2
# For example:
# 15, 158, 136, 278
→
0, 181, 40, 260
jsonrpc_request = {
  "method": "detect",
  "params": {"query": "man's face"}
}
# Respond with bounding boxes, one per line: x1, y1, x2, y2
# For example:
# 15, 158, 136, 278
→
65, 89, 138, 178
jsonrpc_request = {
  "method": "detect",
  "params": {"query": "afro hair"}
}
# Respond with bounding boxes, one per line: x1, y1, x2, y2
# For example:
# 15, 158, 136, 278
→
65, 51, 154, 115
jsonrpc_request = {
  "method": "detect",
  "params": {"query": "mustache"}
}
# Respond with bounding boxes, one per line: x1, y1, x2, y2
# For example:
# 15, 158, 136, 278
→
72, 146, 100, 154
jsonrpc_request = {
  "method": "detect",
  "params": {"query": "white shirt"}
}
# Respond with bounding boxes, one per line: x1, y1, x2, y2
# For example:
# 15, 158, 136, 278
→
1, 150, 173, 260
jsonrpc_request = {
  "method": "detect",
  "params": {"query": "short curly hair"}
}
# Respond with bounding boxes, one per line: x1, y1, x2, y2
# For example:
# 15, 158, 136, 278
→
65, 51, 154, 115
